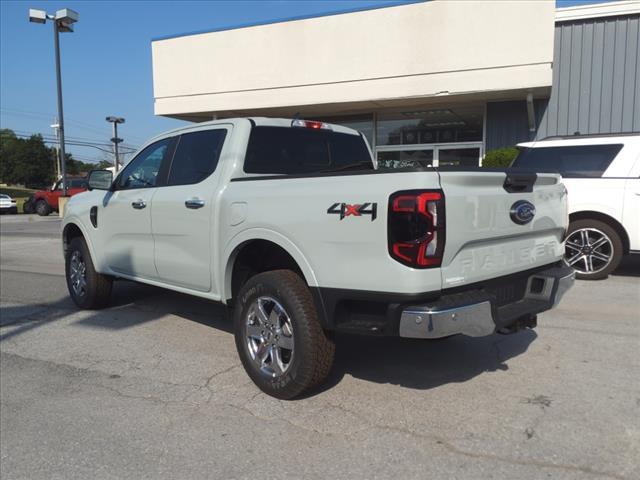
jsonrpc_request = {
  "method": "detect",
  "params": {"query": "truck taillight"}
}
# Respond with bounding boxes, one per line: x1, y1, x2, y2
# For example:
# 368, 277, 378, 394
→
388, 190, 445, 268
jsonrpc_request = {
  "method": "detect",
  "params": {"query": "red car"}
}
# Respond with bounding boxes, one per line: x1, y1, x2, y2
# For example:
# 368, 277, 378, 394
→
31, 177, 88, 216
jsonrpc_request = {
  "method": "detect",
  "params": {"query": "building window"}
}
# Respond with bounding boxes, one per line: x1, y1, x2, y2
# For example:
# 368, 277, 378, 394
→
376, 107, 483, 146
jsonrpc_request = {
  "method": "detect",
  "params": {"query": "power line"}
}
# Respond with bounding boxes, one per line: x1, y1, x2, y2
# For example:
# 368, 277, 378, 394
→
11, 132, 137, 154
0, 107, 148, 144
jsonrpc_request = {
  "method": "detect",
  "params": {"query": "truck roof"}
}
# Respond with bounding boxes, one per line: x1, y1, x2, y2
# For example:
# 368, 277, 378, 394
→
142, 117, 362, 152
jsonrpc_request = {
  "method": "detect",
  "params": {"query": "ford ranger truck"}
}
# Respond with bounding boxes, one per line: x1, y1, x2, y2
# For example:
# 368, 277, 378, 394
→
61, 118, 575, 399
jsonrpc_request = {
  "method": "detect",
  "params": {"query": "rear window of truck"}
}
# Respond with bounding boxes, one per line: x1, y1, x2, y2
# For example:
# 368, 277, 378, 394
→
244, 126, 372, 175
511, 144, 622, 178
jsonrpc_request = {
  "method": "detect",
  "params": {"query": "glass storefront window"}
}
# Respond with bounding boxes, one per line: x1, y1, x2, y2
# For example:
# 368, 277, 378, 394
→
377, 149, 433, 170
376, 107, 483, 146
438, 148, 481, 167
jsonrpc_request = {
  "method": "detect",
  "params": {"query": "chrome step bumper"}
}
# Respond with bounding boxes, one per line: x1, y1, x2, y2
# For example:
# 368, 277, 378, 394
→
399, 265, 575, 339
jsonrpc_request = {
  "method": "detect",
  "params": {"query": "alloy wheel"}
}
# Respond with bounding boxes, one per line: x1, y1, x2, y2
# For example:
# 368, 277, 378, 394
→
564, 227, 613, 275
245, 296, 294, 378
69, 250, 87, 297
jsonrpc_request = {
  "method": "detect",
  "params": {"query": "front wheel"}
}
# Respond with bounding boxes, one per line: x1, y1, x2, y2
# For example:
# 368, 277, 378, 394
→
233, 270, 335, 399
65, 237, 113, 309
564, 219, 623, 280
35, 200, 51, 216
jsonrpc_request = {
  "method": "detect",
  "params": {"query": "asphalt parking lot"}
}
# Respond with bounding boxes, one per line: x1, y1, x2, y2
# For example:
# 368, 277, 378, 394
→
1, 214, 638, 480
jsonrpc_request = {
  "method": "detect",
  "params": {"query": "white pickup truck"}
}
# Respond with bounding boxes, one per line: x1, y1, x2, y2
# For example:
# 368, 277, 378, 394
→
62, 118, 574, 399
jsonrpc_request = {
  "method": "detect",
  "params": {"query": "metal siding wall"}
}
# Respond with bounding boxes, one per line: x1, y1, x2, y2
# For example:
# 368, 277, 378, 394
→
538, 14, 640, 138
485, 99, 548, 150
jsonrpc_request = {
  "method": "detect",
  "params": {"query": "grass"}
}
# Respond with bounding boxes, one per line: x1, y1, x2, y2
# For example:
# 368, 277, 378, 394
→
0, 186, 35, 197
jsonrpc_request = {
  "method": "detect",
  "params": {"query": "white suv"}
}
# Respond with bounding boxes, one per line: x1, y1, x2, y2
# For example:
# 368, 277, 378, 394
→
515, 134, 640, 280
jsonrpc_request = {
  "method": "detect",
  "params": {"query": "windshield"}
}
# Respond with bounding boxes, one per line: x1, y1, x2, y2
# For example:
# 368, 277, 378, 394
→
511, 144, 622, 178
244, 126, 372, 175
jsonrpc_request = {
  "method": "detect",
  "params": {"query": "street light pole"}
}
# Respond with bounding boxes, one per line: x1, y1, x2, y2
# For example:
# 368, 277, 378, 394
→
52, 18, 68, 196
106, 117, 125, 172
29, 8, 78, 197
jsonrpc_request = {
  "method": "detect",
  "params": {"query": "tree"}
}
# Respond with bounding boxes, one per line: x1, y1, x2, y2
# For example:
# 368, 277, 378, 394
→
482, 147, 519, 168
0, 129, 55, 187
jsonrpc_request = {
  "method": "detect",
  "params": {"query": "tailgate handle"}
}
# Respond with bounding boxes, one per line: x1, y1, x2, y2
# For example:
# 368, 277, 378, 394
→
503, 173, 537, 193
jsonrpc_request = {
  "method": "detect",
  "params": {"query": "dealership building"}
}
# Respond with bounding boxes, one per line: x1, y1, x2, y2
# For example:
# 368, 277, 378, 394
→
151, 0, 640, 167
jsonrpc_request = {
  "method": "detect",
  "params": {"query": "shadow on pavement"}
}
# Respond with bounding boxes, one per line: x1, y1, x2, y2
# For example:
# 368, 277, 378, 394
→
2, 276, 536, 395
612, 255, 640, 278
301, 329, 537, 396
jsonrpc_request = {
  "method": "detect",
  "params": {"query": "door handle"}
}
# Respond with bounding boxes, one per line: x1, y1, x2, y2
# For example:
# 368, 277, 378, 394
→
185, 198, 205, 209
131, 199, 146, 210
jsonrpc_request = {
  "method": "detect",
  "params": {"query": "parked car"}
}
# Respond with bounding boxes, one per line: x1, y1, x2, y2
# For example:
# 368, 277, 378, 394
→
62, 118, 574, 399
0, 194, 17, 214
31, 177, 88, 216
514, 133, 640, 280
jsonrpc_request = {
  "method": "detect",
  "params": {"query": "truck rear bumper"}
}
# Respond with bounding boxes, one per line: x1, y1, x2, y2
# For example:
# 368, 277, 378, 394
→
398, 265, 575, 339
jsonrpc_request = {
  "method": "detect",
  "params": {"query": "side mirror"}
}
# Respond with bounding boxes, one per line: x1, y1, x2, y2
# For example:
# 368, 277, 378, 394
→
87, 170, 113, 191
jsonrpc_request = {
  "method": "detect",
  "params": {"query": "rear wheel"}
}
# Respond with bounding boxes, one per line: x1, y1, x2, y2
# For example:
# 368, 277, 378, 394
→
35, 200, 51, 216
564, 219, 623, 280
233, 270, 335, 399
65, 237, 112, 308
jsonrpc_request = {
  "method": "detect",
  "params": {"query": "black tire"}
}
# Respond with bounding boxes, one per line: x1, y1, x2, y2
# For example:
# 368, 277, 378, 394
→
35, 200, 51, 216
9, 207, 17, 214
23, 198, 35, 214
65, 237, 112, 309
564, 219, 624, 280
233, 270, 335, 399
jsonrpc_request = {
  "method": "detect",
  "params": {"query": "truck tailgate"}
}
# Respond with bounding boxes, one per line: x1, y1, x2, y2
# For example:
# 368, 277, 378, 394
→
437, 171, 567, 288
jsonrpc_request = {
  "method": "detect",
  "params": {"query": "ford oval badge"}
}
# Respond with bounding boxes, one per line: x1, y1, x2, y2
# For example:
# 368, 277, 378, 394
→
510, 200, 536, 225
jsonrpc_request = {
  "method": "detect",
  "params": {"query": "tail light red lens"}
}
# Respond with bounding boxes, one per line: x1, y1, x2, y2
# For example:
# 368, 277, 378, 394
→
388, 190, 445, 268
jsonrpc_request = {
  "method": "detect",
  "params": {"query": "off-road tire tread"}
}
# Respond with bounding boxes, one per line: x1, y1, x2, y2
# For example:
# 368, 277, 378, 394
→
234, 269, 335, 399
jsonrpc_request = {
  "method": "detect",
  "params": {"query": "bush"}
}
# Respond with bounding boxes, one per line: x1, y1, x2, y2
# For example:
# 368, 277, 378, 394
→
482, 147, 519, 168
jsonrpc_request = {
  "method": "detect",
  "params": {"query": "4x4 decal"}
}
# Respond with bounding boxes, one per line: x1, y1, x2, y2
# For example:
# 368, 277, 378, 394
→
327, 203, 377, 221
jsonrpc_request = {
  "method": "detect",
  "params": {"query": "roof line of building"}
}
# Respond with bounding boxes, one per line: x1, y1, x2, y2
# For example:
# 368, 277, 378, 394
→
556, 0, 640, 22
151, 0, 427, 42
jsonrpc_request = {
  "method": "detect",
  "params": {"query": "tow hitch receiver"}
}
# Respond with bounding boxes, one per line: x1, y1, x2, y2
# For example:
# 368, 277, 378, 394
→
497, 314, 537, 335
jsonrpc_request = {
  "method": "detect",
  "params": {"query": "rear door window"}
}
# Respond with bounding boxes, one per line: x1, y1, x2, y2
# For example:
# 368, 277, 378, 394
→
167, 129, 227, 186
244, 126, 372, 174
511, 144, 623, 177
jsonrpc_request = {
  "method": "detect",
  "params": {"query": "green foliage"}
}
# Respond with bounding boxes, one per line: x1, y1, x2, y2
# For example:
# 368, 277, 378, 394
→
1, 129, 56, 187
482, 147, 519, 168
0, 128, 100, 187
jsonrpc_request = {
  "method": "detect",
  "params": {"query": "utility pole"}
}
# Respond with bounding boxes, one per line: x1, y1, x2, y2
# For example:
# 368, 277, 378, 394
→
106, 116, 125, 172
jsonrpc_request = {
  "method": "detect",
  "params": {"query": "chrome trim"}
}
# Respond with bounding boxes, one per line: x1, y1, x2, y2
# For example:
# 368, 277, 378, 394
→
552, 270, 575, 307
185, 198, 205, 209
399, 265, 575, 339
400, 301, 494, 339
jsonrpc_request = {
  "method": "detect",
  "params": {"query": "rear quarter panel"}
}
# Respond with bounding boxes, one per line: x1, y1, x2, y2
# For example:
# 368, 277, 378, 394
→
219, 171, 444, 299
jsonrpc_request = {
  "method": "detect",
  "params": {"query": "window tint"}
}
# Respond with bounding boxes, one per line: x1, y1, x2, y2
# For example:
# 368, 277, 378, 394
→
168, 129, 227, 186
511, 144, 623, 178
117, 138, 171, 189
244, 126, 372, 174
70, 179, 87, 188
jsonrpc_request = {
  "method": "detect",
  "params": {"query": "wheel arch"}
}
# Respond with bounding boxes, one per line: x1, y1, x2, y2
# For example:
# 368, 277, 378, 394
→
222, 230, 318, 305
62, 220, 100, 267
569, 211, 630, 255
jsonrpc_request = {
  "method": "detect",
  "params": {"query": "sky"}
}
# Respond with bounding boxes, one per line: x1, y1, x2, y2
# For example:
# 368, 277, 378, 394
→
0, 0, 614, 164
